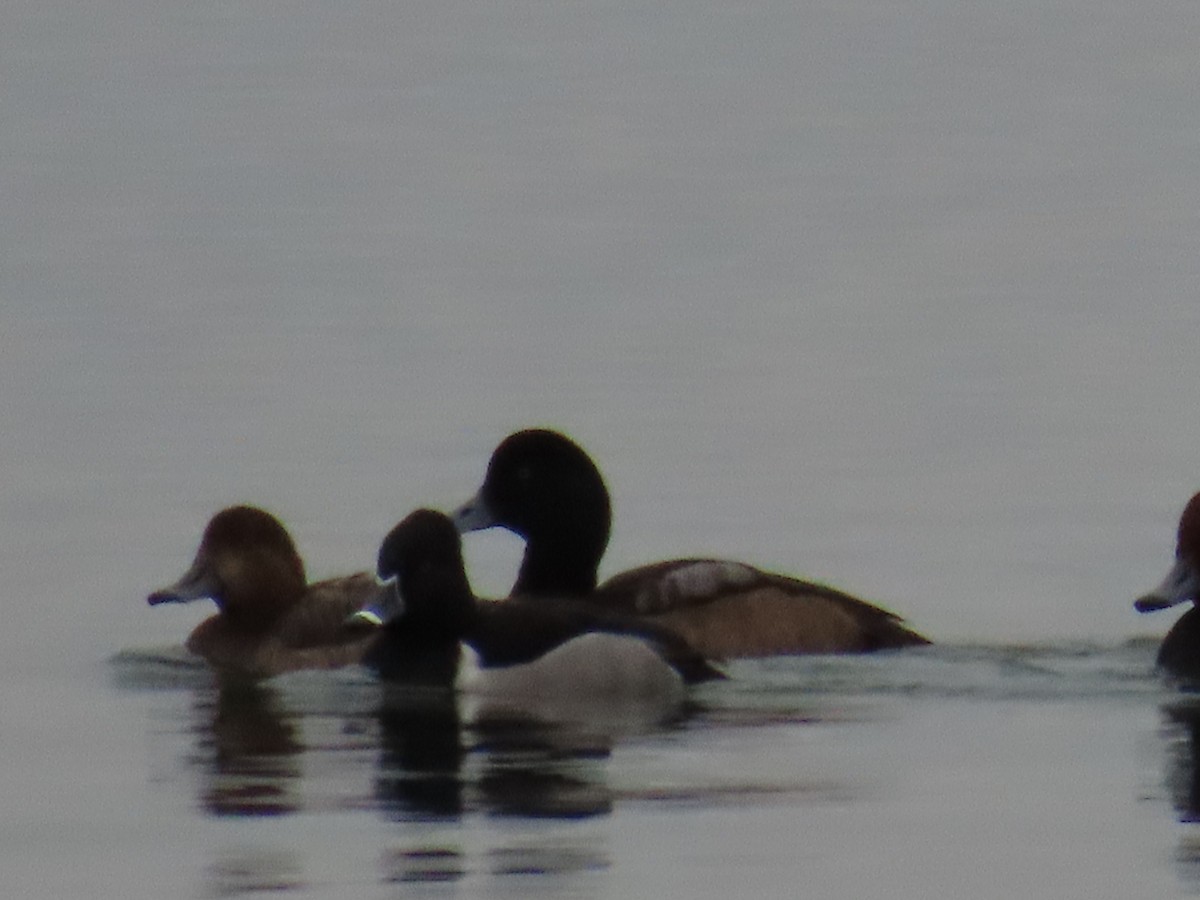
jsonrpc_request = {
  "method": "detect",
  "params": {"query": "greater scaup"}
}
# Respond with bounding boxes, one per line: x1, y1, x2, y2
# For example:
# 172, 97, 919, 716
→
451, 429, 930, 658
349, 509, 723, 695
147, 506, 377, 678
1135, 491, 1200, 679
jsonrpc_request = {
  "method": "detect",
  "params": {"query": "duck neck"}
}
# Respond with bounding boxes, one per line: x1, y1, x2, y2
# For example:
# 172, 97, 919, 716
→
512, 532, 604, 597
410, 567, 478, 639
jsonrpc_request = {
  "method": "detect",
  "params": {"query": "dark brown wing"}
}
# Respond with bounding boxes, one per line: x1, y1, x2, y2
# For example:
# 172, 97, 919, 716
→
596, 559, 928, 658
187, 572, 379, 678
275, 572, 379, 649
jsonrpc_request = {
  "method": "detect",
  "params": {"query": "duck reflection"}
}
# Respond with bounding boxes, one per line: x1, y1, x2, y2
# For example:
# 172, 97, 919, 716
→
205, 848, 306, 896
372, 692, 625, 890
467, 710, 615, 819
1162, 699, 1200, 821
172, 670, 644, 894
190, 681, 302, 817
381, 840, 609, 887
373, 687, 465, 819
370, 687, 668, 821
1154, 697, 1200, 891
180, 675, 687, 822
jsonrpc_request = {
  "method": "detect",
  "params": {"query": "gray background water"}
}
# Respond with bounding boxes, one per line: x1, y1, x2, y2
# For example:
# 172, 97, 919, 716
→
3, 0, 1199, 897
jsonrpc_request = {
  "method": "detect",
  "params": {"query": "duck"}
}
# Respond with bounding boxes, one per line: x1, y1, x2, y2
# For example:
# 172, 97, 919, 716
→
348, 509, 724, 696
1135, 491, 1200, 679
147, 505, 378, 679
451, 429, 930, 659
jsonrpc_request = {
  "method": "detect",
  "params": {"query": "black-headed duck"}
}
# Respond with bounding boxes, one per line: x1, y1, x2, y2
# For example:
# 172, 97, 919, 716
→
451, 429, 930, 659
349, 509, 723, 695
1136, 491, 1200, 679
148, 506, 376, 678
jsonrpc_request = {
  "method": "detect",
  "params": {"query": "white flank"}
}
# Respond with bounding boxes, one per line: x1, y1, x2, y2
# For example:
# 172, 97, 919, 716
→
458, 634, 685, 701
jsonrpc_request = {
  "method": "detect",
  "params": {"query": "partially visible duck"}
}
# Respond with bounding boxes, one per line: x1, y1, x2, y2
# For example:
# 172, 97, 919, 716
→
349, 509, 723, 696
147, 506, 377, 679
451, 429, 930, 659
1135, 491, 1200, 679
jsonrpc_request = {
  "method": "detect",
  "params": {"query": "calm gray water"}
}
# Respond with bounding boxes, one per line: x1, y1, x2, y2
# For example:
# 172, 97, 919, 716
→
4, 0, 1200, 896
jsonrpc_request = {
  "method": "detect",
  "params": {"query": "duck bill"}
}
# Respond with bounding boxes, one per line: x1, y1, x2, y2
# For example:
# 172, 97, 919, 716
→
147, 560, 217, 606
1135, 557, 1200, 612
346, 575, 406, 628
450, 490, 498, 534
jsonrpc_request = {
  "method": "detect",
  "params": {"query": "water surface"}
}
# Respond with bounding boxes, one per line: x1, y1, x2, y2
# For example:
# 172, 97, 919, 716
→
4, 0, 1200, 896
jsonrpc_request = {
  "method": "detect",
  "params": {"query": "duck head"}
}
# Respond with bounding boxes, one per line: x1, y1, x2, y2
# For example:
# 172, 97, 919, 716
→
351, 509, 475, 637
451, 429, 612, 595
1137, 492, 1200, 613
147, 506, 307, 630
